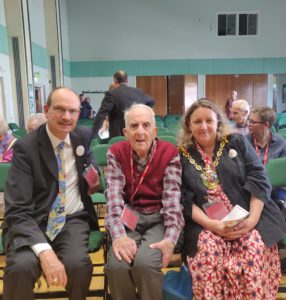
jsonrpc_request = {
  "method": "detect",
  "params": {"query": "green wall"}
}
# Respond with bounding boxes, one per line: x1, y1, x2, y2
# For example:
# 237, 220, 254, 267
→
0, 24, 9, 55
67, 57, 286, 78
31, 42, 48, 69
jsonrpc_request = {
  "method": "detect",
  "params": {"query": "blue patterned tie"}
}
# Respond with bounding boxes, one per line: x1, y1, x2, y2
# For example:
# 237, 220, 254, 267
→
46, 141, 66, 241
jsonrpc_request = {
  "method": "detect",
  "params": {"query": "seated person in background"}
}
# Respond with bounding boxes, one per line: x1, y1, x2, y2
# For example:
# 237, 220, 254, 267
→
0, 117, 17, 163
247, 106, 286, 207
105, 104, 184, 300
3, 87, 100, 300
79, 93, 93, 119
229, 99, 250, 135
178, 99, 286, 299
27, 112, 47, 133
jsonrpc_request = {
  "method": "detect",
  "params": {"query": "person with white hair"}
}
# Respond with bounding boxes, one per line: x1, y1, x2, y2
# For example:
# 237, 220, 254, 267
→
230, 99, 250, 135
0, 116, 17, 163
27, 113, 47, 133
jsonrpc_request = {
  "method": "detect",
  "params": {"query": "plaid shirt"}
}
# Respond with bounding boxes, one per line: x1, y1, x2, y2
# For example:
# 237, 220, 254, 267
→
104, 142, 184, 245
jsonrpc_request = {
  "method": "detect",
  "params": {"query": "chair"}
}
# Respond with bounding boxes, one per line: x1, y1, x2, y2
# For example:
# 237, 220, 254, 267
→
8, 122, 20, 132
266, 157, 286, 246
157, 127, 169, 134
158, 135, 177, 145
158, 131, 177, 137
277, 116, 286, 130
0, 163, 11, 192
108, 136, 126, 145
278, 128, 286, 135
91, 144, 110, 215
266, 157, 286, 188
12, 129, 27, 139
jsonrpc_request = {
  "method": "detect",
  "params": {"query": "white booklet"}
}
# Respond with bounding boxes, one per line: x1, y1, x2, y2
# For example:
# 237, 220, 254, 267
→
221, 205, 250, 227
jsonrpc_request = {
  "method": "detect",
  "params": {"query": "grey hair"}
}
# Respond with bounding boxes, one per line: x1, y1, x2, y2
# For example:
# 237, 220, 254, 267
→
28, 113, 47, 125
124, 104, 155, 127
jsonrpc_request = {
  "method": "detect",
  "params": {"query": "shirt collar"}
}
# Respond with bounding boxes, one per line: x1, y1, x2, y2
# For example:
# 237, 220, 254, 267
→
46, 124, 71, 150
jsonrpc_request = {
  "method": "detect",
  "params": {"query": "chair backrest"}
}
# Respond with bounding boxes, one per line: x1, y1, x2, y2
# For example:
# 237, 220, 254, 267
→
92, 144, 110, 167
158, 135, 177, 145
278, 128, 286, 134
266, 157, 286, 187
12, 129, 27, 139
108, 136, 126, 145
0, 163, 11, 192
92, 144, 110, 192
8, 122, 20, 131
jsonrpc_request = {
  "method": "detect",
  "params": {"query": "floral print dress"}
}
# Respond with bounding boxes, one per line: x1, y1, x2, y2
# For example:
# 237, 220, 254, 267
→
187, 144, 281, 300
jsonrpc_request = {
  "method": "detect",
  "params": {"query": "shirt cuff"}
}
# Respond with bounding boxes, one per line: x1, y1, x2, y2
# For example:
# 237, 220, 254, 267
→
31, 243, 52, 256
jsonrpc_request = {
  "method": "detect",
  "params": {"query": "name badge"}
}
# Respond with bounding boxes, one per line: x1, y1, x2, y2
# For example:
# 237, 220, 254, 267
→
121, 205, 139, 231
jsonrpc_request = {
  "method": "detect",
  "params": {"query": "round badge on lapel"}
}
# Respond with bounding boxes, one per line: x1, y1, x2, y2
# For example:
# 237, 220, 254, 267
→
229, 149, 237, 158
76, 145, 85, 157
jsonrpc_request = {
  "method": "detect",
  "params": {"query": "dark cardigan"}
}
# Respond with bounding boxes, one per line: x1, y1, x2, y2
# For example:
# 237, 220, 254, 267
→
181, 133, 286, 257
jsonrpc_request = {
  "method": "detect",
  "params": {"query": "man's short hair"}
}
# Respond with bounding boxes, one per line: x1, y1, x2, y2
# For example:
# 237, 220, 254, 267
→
251, 106, 276, 127
124, 104, 155, 126
113, 70, 128, 84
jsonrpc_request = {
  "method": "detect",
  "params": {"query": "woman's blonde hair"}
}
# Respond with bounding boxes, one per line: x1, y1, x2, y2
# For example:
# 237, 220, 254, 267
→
178, 98, 228, 148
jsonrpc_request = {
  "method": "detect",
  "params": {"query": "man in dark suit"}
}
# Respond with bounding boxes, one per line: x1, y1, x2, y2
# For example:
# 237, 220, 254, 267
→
3, 87, 99, 300
92, 70, 155, 139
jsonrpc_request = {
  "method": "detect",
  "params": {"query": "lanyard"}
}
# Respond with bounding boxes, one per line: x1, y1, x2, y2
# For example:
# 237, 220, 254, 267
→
253, 136, 269, 166
130, 142, 157, 201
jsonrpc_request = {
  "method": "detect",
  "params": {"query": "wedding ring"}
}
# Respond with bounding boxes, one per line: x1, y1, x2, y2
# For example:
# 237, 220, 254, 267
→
53, 277, 58, 283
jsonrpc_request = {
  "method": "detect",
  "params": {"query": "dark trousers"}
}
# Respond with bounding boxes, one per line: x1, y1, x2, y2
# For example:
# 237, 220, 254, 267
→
3, 216, 92, 300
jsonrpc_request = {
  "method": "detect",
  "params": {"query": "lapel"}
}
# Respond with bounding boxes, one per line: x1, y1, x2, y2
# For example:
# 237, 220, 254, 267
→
70, 130, 87, 176
38, 126, 58, 180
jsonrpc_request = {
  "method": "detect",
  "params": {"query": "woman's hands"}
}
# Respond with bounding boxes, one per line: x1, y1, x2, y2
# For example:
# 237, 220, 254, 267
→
208, 217, 257, 240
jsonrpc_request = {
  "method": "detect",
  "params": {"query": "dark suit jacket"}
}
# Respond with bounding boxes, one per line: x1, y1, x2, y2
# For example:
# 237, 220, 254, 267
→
3, 125, 99, 253
92, 84, 155, 138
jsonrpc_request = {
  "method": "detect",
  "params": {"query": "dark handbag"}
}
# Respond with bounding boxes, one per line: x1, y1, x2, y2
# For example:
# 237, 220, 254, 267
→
163, 265, 192, 300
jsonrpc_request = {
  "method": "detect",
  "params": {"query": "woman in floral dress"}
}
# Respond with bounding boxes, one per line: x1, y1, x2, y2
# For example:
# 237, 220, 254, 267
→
178, 99, 286, 299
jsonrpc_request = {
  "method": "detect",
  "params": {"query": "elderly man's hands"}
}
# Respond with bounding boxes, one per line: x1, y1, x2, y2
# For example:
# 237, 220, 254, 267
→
149, 239, 175, 268
39, 249, 67, 287
112, 236, 137, 263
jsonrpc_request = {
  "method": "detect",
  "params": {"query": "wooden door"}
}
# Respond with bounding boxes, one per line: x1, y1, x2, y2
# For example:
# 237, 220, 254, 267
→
136, 76, 167, 116
253, 74, 268, 108
237, 75, 253, 107
206, 75, 237, 112
206, 74, 268, 112
167, 75, 185, 115
184, 75, 198, 111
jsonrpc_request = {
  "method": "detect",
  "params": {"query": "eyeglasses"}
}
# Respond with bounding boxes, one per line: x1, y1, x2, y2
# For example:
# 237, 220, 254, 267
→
51, 106, 80, 117
249, 120, 265, 125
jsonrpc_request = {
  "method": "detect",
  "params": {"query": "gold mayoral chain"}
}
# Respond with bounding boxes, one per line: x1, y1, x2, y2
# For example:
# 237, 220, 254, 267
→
179, 137, 228, 191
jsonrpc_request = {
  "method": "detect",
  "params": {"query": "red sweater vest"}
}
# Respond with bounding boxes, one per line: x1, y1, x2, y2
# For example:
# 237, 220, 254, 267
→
110, 140, 178, 213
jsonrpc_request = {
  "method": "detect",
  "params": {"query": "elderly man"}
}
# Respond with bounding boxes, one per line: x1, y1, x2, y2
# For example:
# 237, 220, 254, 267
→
104, 104, 184, 300
3, 87, 100, 300
230, 99, 250, 135
27, 112, 47, 133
